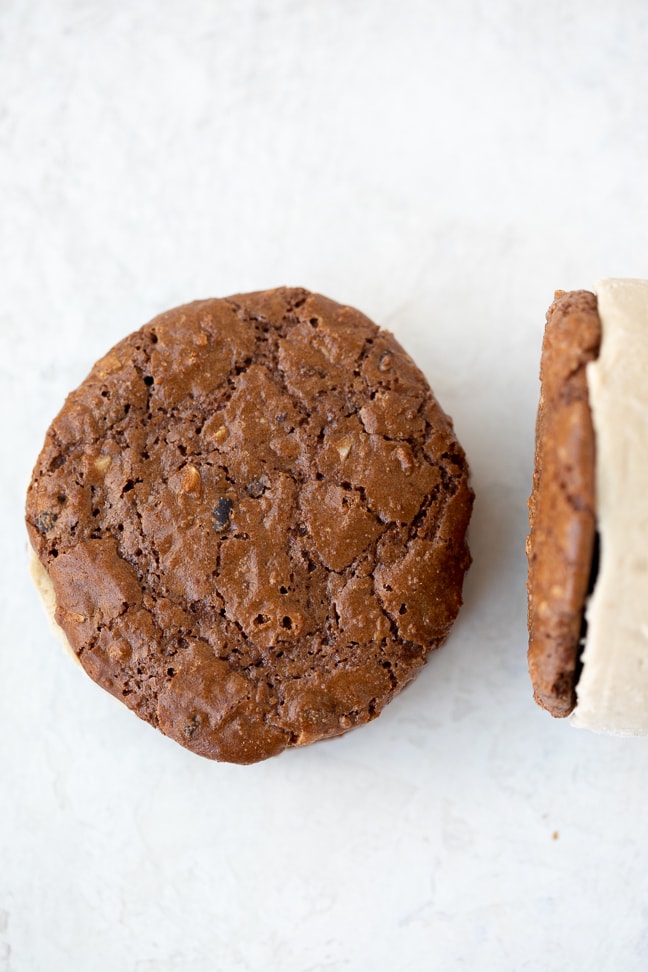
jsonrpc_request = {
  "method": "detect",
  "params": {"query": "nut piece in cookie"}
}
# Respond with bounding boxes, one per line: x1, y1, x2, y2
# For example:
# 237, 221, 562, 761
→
26, 287, 473, 763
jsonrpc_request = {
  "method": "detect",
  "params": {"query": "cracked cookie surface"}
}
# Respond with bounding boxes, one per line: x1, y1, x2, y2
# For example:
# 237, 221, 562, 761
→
527, 290, 601, 717
26, 287, 473, 763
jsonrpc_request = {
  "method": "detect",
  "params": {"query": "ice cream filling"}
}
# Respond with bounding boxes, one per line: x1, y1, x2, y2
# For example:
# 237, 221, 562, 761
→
29, 548, 80, 666
572, 278, 648, 733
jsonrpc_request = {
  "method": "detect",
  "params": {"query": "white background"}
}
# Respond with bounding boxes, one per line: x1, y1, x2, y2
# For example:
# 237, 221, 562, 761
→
2, 1, 648, 970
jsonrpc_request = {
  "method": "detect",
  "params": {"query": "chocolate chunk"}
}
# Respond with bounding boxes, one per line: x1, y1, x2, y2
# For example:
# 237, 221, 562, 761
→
34, 511, 58, 534
212, 497, 233, 531
246, 479, 267, 498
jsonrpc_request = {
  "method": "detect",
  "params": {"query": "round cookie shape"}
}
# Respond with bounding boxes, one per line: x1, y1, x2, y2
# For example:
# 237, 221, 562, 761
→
526, 290, 601, 716
26, 287, 473, 763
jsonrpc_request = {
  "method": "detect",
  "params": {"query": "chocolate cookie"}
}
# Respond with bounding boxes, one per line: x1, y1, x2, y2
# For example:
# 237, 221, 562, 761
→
26, 287, 473, 763
526, 290, 601, 716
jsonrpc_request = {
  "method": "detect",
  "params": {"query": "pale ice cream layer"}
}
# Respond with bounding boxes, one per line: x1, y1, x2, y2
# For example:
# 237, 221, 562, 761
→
572, 278, 648, 733
29, 548, 80, 666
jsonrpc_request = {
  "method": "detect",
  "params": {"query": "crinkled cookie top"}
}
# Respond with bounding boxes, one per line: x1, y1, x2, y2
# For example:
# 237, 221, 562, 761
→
26, 287, 473, 763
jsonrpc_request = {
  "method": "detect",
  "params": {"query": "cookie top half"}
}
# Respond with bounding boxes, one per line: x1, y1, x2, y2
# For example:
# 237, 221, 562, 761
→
26, 287, 473, 763
527, 290, 601, 717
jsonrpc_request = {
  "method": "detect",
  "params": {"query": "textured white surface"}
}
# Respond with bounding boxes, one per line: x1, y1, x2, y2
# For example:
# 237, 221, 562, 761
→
3, 2, 648, 970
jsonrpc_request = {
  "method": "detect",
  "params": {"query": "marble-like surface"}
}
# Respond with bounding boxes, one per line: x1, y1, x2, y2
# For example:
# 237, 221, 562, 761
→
3, 2, 648, 969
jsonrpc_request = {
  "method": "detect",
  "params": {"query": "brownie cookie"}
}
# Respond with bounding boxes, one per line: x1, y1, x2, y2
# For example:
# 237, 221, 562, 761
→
26, 287, 473, 763
526, 290, 601, 716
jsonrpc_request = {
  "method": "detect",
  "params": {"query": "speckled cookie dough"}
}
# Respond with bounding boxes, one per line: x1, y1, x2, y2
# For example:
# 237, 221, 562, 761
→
26, 287, 473, 763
